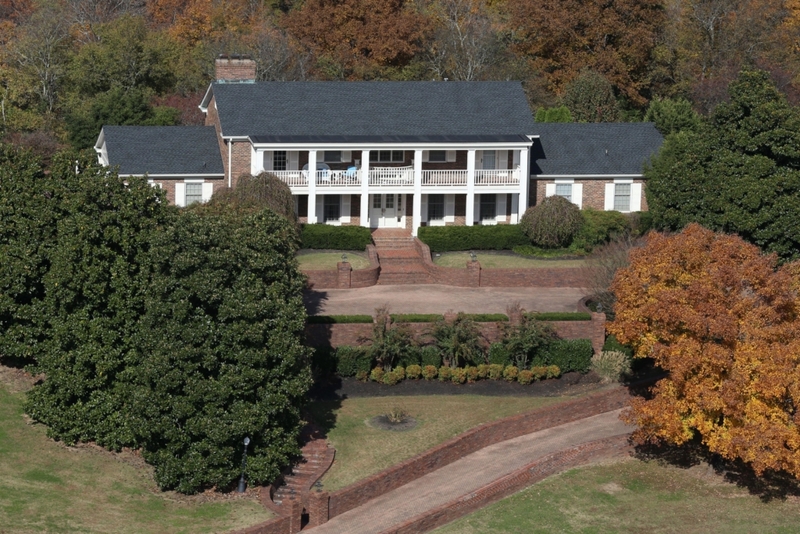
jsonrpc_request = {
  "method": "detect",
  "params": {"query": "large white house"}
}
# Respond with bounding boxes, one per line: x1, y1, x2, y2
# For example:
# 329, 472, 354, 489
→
95, 56, 663, 236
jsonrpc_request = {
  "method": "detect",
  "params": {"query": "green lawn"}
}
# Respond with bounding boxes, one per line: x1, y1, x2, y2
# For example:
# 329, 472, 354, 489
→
307, 395, 577, 492
432, 252, 588, 269
297, 250, 371, 270
0, 383, 273, 533
435, 458, 800, 533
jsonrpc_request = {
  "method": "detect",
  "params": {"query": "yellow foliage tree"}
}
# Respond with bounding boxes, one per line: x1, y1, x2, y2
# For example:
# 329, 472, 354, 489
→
609, 224, 800, 476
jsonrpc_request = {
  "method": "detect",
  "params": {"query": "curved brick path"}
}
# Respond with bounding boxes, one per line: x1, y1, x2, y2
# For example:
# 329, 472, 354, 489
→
305, 409, 632, 534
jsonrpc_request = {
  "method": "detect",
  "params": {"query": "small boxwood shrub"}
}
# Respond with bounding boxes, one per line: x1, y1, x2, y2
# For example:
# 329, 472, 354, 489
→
538, 339, 593, 373
526, 312, 592, 321
503, 365, 519, 382
393, 366, 406, 380
438, 366, 452, 381
307, 315, 374, 324
531, 366, 548, 380
301, 224, 372, 250
420, 346, 442, 368
355, 370, 369, 381
336, 346, 373, 377
370, 367, 384, 382
406, 364, 422, 379
547, 365, 561, 378
451, 367, 468, 384
476, 364, 489, 379
391, 314, 443, 323
488, 363, 504, 379
422, 365, 438, 380
518, 369, 534, 385
465, 366, 479, 382
488, 343, 511, 367
418, 225, 529, 252
571, 208, 629, 252
462, 313, 509, 322
382, 370, 401, 385
519, 196, 583, 248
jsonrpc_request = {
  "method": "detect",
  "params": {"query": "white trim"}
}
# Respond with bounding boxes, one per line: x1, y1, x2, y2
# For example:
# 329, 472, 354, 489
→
118, 174, 224, 178
630, 183, 642, 212
201, 182, 214, 202
604, 183, 615, 210
534, 174, 644, 179
250, 141, 533, 150
545, 183, 556, 197
175, 183, 186, 207
613, 178, 634, 184
572, 183, 583, 209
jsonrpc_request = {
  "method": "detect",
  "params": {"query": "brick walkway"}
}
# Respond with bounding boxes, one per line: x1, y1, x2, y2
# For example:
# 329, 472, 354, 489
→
305, 409, 632, 534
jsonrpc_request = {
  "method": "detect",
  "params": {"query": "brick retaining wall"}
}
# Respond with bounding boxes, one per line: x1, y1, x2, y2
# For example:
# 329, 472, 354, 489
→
304, 245, 380, 289
379, 434, 632, 534
325, 387, 630, 520
304, 313, 605, 354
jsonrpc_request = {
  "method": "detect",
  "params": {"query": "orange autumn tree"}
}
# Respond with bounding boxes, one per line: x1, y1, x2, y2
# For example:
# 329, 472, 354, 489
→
609, 224, 800, 476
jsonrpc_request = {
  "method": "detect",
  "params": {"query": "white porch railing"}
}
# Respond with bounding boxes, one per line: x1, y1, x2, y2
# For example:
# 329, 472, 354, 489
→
474, 168, 520, 186
369, 166, 414, 186
421, 170, 468, 186
270, 170, 307, 187
316, 170, 361, 187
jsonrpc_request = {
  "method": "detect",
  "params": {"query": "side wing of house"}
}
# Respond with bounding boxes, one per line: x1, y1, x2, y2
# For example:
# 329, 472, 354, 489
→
95, 125, 225, 206
529, 123, 664, 212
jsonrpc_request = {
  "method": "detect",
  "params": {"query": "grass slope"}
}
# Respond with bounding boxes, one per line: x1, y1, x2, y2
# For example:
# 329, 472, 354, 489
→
297, 251, 371, 270
308, 395, 572, 492
432, 252, 587, 269
435, 458, 800, 533
0, 384, 272, 533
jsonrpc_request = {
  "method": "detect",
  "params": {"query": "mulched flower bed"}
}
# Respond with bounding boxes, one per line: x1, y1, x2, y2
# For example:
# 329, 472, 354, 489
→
310, 371, 604, 400
367, 415, 419, 432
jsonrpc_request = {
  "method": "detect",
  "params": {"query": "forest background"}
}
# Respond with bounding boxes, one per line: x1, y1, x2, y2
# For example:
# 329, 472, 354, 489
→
1, 0, 800, 154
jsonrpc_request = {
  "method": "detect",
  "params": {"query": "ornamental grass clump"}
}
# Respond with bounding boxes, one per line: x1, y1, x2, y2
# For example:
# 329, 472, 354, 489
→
519, 195, 583, 248
591, 350, 631, 383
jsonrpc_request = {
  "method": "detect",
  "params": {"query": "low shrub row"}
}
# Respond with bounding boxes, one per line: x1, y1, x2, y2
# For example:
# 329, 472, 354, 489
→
311, 313, 512, 325
360, 364, 561, 385
486, 339, 593, 373
418, 225, 529, 252
525, 312, 592, 321
391, 314, 444, 323
307, 315, 374, 324
300, 224, 372, 250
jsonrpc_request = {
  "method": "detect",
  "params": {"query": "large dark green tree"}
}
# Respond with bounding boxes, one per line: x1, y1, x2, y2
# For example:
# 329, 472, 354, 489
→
646, 70, 800, 261
130, 208, 311, 493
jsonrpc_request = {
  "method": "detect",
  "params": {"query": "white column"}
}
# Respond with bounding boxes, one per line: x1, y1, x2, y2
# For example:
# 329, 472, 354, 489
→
308, 149, 317, 223
360, 150, 370, 227
466, 149, 476, 226
412, 149, 422, 236
518, 147, 529, 215
510, 194, 520, 224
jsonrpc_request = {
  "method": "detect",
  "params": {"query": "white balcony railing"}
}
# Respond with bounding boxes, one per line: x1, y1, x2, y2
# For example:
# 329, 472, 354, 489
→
474, 168, 520, 186
421, 170, 468, 186
270, 170, 307, 187
316, 170, 361, 187
369, 166, 414, 186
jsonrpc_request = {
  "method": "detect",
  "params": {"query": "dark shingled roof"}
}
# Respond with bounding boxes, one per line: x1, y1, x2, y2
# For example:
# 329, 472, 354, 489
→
101, 126, 224, 176
209, 82, 536, 140
530, 123, 664, 175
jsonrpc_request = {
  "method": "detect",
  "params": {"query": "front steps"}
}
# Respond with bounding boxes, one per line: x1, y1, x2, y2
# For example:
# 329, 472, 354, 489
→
371, 229, 434, 285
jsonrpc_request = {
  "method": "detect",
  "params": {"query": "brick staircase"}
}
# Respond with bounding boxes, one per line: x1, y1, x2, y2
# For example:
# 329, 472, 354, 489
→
371, 229, 433, 285
268, 424, 334, 513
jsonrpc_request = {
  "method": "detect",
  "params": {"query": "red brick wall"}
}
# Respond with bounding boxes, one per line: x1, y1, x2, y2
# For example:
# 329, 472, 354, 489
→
231, 142, 251, 189
215, 57, 257, 81
150, 178, 227, 205
304, 316, 604, 353
304, 245, 380, 290
383, 434, 631, 534
479, 267, 584, 287
326, 387, 631, 519
532, 178, 648, 211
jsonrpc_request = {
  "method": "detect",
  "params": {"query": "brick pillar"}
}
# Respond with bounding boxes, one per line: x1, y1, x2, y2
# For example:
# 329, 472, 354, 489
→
288, 498, 302, 534
590, 312, 606, 355
307, 490, 330, 528
467, 260, 481, 287
337, 262, 351, 288
507, 305, 523, 326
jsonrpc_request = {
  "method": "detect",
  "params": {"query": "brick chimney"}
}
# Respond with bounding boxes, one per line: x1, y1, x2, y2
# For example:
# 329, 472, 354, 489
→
215, 54, 257, 82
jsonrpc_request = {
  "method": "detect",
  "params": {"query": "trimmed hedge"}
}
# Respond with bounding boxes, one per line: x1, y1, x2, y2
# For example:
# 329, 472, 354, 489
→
336, 346, 373, 377
418, 225, 529, 252
603, 334, 633, 358
536, 339, 593, 373
527, 312, 592, 321
391, 314, 444, 323
300, 224, 372, 250
463, 313, 509, 322
307, 315, 374, 324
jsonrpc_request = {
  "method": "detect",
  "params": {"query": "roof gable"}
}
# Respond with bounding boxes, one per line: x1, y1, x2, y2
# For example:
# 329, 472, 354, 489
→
99, 126, 224, 176
531, 123, 664, 175
210, 81, 536, 140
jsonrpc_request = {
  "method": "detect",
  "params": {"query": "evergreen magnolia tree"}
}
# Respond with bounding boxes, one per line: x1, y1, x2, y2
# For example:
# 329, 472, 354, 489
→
609, 224, 800, 477
25, 155, 175, 447
131, 208, 311, 493
646, 70, 800, 261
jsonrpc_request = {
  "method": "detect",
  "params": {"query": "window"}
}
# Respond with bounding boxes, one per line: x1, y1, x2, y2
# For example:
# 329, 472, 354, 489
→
555, 183, 572, 203
385, 194, 394, 209
273, 151, 287, 171
185, 183, 203, 205
324, 195, 340, 222
614, 184, 631, 211
480, 194, 496, 221
428, 150, 447, 162
428, 194, 444, 221
370, 150, 404, 163
324, 151, 341, 163
483, 150, 496, 170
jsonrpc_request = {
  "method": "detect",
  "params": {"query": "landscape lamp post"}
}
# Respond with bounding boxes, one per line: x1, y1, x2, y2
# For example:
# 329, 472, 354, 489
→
238, 437, 251, 493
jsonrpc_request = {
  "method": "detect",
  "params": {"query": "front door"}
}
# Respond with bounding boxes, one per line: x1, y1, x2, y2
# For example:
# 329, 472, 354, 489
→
370, 194, 399, 228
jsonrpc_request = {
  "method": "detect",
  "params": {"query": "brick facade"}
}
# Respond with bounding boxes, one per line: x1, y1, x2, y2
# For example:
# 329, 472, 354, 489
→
532, 178, 648, 211
215, 56, 257, 82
